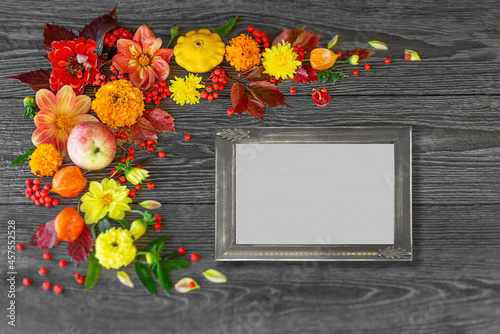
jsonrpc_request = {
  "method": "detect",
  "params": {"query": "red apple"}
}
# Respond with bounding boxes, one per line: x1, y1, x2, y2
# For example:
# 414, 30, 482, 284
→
67, 121, 117, 170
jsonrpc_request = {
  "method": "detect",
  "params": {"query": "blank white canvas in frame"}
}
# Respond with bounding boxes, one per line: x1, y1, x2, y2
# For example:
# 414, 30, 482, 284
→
235, 143, 395, 245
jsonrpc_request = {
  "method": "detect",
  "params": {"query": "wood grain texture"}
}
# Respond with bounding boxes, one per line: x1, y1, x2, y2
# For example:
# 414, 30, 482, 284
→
1, 0, 499, 333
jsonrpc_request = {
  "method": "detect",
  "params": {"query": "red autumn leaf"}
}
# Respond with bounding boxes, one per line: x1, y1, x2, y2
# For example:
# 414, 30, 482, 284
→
272, 26, 305, 46
245, 66, 272, 82
143, 108, 176, 133
247, 81, 290, 108
28, 220, 60, 251
230, 82, 249, 116
311, 89, 332, 107
43, 23, 77, 52
7, 69, 52, 92
290, 65, 318, 83
79, 5, 119, 56
294, 31, 322, 53
245, 92, 265, 120
122, 116, 158, 145
67, 226, 94, 265
343, 48, 375, 61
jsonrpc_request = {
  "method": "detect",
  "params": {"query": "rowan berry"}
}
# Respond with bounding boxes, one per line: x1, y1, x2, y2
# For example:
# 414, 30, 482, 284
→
42, 282, 52, 290
129, 190, 136, 198
353, 69, 360, 76
53, 285, 63, 294
227, 108, 234, 115
190, 253, 199, 261
184, 133, 191, 141
384, 58, 391, 64
77, 277, 85, 285
146, 146, 154, 153
40, 267, 47, 275
200, 91, 208, 99
134, 184, 141, 191
23, 278, 31, 286
43, 252, 51, 260
153, 223, 162, 230
121, 133, 128, 140
52, 198, 59, 206
147, 182, 155, 189
147, 139, 155, 146
16, 244, 24, 251
247, 25, 254, 33
120, 157, 127, 164
119, 176, 126, 183
178, 246, 186, 255
405, 54, 411, 60
290, 87, 297, 94
158, 151, 166, 158
59, 260, 67, 267
364, 63, 371, 70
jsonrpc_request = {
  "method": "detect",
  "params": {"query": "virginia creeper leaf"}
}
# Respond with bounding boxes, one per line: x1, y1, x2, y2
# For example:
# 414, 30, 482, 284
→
245, 92, 265, 120
43, 23, 77, 52
213, 15, 239, 38
84, 250, 101, 290
67, 226, 94, 264
135, 261, 157, 294
28, 220, 60, 251
79, 5, 119, 56
272, 26, 305, 46
7, 69, 52, 92
230, 82, 248, 116
11, 148, 35, 166
245, 65, 272, 82
294, 30, 322, 53
343, 48, 375, 60
143, 108, 176, 133
247, 81, 290, 108
122, 116, 158, 145
290, 65, 318, 83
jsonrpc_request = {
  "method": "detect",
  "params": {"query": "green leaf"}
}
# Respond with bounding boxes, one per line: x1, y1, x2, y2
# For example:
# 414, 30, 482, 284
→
213, 15, 239, 38
167, 25, 179, 48
142, 235, 171, 253
11, 148, 35, 166
84, 251, 101, 290
135, 261, 157, 294
97, 218, 111, 232
167, 258, 190, 270
153, 260, 172, 293
318, 71, 329, 83
162, 252, 181, 260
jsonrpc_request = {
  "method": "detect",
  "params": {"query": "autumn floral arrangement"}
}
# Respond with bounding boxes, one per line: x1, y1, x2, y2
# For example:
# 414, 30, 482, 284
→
8, 7, 420, 295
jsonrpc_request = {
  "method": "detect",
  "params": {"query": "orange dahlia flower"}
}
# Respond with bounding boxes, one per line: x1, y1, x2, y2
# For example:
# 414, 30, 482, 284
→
48, 38, 100, 94
32, 85, 99, 156
112, 25, 173, 90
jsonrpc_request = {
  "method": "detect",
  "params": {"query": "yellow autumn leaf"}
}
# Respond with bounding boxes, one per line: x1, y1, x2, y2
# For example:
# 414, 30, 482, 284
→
369, 40, 388, 50
327, 35, 338, 49
405, 49, 421, 61
175, 277, 200, 293
202, 269, 227, 283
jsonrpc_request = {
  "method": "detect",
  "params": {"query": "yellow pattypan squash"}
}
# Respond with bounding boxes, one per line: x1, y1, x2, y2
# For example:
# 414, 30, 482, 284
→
173, 29, 226, 73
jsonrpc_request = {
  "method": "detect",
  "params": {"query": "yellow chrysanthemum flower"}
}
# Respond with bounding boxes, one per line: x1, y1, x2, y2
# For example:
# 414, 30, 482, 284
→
80, 178, 132, 224
29, 143, 63, 177
91, 80, 144, 128
169, 73, 204, 106
95, 228, 136, 269
261, 42, 302, 80
225, 34, 261, 72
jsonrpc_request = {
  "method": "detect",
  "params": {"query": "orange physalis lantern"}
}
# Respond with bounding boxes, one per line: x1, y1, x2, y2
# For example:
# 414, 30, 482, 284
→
54, 207, 84, 242
51, 166, 87, 198
310, 48, 338, 71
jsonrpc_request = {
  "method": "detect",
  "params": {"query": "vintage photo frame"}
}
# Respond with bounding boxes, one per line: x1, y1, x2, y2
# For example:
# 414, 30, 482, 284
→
215, 127, 412, 261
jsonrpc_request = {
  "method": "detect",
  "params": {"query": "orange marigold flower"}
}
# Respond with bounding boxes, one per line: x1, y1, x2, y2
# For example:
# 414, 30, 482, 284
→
29, 143, 63, 177
225, 34, 261, 72
91, 80, 144, 128
112, 25, 173, 90
32, 85, 99, 157
48, 38, 100, 94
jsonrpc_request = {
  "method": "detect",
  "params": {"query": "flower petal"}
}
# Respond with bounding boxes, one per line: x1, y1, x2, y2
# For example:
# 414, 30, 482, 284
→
175, 277, 200, 293
139, 200, 161, 210
33, 110, 57, 129
31, 127, 58, 147
36, 89, 57, 113
117, 39, 143, 58
67, 94, 91, 117
89, 181, 104, 197
56, 85, 76, 116
151, 58, 170, 81
70, 114, 99, 127
129, 69, 149, 90
55, 129, 69, 157
202, 269, 227, 283
112, 53, 138, 73
153, 48, 174, 63
142, 37, 162, 57
133, 25, 155, 44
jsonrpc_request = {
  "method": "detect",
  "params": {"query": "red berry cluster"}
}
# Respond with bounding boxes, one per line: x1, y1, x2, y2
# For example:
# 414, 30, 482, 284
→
145, 80, 171, 106
114, 131, 128, 141
104, 27, 133, 48
139, 138, 157, 153
153, 214, 162, 230
92, 66, 130, 87
119, 147, 136, 164
247, 26, 270, 49
293, 43, 306, 61
75, 273, 85, 285
201, 68, 227, 101
25, 179, 59, 208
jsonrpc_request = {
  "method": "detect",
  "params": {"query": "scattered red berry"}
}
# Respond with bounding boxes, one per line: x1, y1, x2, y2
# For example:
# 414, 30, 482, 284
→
52, 198, 59, 206
320, 88, 328, 93
16, 244, 24, 251
184, 133, 191, 141
178, 246, 186, 255
134, 184, 141, 191
128, 148, 136, 155
76, 277, 85, 285
364, 63, 371, 70
59, 260, 67, 267
147, 182, 155, 189
189, 282, 196, 288
290, 87, 297, 94
146, 146, 154, 153
53, 285, 63, 294
40, 267, 47, 275
42, 282, 52, 290
227, 108, 234, 115
23, 278, 31, 286
335, 51, 342, 57
158, 151, 166, 158
119, 176, 127, 184
153, 222, 162, 230
74, 273, 81, 280
405, 54, 411, 60
129, 190, 136, 198
384, 58, 391, 64
43, 252, 52, 260
154, 214, 162, 222
190, 253, 199, 261
353, 69, 360, 76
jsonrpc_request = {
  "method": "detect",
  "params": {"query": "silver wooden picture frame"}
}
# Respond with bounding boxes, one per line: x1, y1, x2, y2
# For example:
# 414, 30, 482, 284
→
215, 127, 412, 261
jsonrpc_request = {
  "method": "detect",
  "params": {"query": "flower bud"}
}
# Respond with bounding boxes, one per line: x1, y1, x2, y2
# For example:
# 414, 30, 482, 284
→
124, 167, 149, 185
117, 271, 134, 288
348, 55, 359, 65
202, 269, 227, 283
139, 200, 162, 210
23, 96, 36, 108
129, 219, 147, 240
145, 252, 154, 265
311, 89, 332, 107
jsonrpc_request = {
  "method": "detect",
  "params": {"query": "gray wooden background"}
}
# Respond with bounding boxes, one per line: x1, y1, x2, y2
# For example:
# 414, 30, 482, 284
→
1, 0, 499, 333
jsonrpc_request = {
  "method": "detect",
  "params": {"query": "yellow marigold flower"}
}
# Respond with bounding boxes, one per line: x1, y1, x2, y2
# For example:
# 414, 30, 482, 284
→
225, 34, 261, 72
169, 73, 204, 106
80, 178, 132, 224
28, 143, 63, 177
261, 42, 301, 80
95, 227, 136, 269
91, 80, 144, 128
